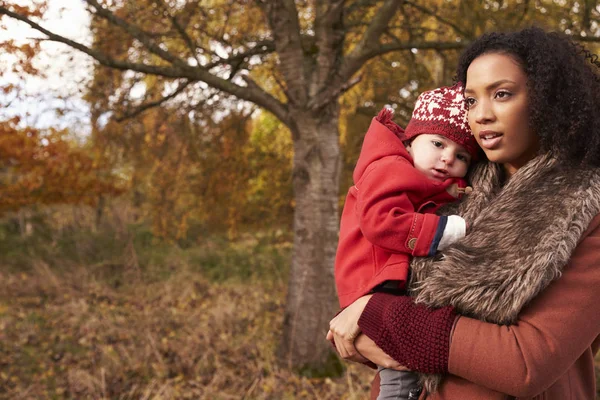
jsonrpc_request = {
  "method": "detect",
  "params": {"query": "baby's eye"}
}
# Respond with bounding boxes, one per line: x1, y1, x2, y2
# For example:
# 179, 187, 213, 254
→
432, 140, 443, 148
457, 154, 469, 163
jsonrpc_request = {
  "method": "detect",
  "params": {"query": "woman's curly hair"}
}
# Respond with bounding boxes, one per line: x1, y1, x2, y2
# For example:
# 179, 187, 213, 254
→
456, 27, 600, 167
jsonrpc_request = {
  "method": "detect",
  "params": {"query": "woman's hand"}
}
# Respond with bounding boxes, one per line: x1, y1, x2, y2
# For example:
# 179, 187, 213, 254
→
355, 334, 409, 371
326, 295, 372, 361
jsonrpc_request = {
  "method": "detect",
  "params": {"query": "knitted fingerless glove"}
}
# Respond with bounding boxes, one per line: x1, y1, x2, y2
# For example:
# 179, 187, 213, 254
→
358, 293, 456, 374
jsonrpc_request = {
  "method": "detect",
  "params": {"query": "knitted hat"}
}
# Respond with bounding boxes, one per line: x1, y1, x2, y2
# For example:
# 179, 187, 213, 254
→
404, 83, 478, 159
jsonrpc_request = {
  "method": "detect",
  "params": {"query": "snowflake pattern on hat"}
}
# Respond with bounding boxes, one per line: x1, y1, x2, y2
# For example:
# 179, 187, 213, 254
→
404, 83, 478, 158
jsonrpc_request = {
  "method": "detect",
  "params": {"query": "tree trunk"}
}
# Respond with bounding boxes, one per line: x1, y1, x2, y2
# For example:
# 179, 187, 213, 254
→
279, 105, 342, 371
95, 195, 105, 232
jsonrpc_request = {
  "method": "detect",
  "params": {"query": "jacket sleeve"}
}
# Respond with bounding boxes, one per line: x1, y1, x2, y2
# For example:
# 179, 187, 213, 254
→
447, 221, 600, 397
355, 156, 445, 257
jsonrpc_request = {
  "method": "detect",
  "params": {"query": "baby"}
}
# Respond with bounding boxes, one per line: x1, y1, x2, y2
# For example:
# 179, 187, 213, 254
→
334, 84, 478, 400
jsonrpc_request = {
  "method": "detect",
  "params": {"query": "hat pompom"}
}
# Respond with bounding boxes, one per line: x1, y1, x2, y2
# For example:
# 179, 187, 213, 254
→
376, 107, 405, 139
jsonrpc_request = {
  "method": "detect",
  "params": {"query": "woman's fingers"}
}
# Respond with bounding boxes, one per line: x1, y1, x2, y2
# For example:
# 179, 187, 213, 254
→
327, 295, 375, 363
333, 331, 360, 360
329, 314, 359, 341
328, 295, 373, 341
354, 333, 410, 371
325, 329, 334, 341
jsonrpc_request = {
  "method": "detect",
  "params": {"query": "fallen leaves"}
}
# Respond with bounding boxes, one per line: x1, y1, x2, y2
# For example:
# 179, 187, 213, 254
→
0, 263, 373, 399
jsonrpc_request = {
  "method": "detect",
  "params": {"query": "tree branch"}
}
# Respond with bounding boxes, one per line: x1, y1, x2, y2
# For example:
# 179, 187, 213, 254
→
313, 0, 345, 95
258, 0, 306, 103
345, 0, 377, 17
404, 1, 471, 39
0, 5, 186, 77
114, 80, 191, 122
204, 40, 275, 70
340, 39, 467, 87
154, 0, 202, 66
346, 0, 402, 64
85, 0, 188, 68
0, 5, 290, 126
308, 73, 362, 112
339, 0, 402, 87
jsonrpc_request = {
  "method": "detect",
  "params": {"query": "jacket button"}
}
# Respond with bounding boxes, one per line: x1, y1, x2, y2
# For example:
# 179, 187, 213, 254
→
408, 238, 417, 250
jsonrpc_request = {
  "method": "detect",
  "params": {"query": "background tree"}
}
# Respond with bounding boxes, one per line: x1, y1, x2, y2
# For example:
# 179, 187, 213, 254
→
0, 118, 124, 217
1, 0, 598, 371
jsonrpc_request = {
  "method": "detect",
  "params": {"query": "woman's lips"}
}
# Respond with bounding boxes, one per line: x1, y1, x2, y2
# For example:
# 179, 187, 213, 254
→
479, 130, 503, 149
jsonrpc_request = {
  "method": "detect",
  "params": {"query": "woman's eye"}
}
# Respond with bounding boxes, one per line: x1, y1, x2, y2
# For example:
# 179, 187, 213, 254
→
495, 90, 511, 99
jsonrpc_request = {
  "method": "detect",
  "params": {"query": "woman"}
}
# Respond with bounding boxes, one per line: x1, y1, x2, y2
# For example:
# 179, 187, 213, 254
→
328, 27, 600, 399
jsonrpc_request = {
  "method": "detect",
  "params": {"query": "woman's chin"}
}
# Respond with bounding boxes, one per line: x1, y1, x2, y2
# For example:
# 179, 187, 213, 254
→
480, 150, 508, 164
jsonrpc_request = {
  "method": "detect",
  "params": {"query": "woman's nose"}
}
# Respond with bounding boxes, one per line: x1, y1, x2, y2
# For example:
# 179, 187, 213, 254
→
473, 100, 495, 124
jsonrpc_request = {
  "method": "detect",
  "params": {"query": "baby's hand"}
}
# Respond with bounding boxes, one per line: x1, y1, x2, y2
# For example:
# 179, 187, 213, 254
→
446, 184, 472, 198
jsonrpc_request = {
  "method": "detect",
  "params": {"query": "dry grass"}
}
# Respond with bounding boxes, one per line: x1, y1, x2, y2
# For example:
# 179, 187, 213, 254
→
0, 260, 373, 400
1, 222, 598, 399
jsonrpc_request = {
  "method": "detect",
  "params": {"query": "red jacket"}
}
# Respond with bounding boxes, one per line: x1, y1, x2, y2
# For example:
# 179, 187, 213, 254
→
335, 114, 466, 308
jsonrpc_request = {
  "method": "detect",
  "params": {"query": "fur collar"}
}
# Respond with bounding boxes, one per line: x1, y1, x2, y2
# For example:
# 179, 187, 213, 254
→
409, 154, 600, 392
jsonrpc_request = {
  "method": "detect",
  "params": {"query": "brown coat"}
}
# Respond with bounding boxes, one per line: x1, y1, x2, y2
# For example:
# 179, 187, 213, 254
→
431, 214, 600, 399
370, 156, 600, 399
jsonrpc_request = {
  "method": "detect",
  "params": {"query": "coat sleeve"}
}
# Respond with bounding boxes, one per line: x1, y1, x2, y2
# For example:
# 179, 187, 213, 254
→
356, 156, 444, 257
447, 220, 600, 397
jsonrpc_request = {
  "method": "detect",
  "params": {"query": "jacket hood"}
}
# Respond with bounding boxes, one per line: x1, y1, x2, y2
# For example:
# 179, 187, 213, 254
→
354, 109, 410, 182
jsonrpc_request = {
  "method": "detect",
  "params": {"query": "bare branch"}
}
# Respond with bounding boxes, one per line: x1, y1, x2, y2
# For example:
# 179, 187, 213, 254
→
308, 73, 362, 112
340, 40, 467, 85
85, 0, 188, 68
204, 40, 275, 70
258, 1, 306, 103
238, 74, 290, 126
345, 0, 377, 16
153, 0, 201, 66
339, 0, 402, 89
404, 1, 471, 39
381, 29, 405, 47
114, 80, 191, 122
0, 5, 290, 126
346, 0, 402, 64
0, 5, 185, 77
313, 1, 345, 95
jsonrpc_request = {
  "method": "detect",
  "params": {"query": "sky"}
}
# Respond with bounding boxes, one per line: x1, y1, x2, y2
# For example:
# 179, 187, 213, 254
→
0, 0, 92, 133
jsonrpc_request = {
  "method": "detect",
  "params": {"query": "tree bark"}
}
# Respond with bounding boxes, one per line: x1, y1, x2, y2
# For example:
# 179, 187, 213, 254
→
279, 104, 341, 369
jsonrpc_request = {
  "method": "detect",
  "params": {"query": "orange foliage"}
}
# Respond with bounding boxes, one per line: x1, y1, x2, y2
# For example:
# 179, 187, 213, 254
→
0, 2, 47, 18
0, 118, 125, 213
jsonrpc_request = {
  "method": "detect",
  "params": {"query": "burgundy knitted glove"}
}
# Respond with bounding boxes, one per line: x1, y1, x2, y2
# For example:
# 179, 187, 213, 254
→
358, 293, 456, 374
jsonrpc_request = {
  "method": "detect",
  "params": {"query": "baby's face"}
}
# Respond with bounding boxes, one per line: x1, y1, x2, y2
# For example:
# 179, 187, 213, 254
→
406, 134, 471, 181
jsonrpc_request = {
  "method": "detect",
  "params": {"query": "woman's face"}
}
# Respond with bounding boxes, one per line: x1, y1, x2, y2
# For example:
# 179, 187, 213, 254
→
464, 52, 539, 175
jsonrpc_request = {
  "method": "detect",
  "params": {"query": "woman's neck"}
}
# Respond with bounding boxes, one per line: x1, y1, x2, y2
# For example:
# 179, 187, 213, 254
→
503, 145, 541, 178
503, 163, 518, 178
